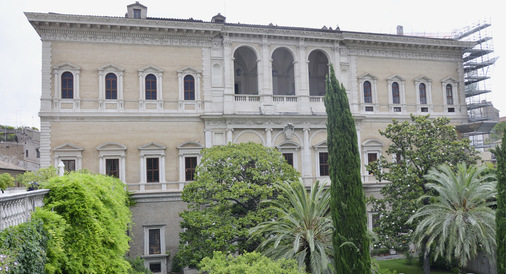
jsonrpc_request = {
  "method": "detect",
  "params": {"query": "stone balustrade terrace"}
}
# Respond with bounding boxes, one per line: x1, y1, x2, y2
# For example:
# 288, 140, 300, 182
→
0, 189, 50, 230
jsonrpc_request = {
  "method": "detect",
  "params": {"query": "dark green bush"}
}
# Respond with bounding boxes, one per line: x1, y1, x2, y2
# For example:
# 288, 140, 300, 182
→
0, 219, 48, 273
126, 256, 152, 274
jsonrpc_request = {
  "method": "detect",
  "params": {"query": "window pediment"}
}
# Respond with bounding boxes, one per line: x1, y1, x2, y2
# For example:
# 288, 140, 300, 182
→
53, 62, 80, 72
358, 73, 377, 80
177, 67, 202, 76
138, 142, 167, 151
177, 141, 204, 150
276, 140, 300, 150
387, 74, 404, 82
53, 143, 84, 152
313, 140, 327, 150
97, 142, 127, 151
414, 76, 431, 83
98, 64, 124, 73
139, 65, 163, 74
362, 139, 383, 150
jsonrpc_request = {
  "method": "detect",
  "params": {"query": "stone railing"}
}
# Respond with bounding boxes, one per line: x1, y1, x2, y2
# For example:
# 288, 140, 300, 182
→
0, 189, 50, 230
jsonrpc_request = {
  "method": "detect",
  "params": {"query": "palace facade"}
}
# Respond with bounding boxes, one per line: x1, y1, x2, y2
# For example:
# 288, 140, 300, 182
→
26, 2, 473, 272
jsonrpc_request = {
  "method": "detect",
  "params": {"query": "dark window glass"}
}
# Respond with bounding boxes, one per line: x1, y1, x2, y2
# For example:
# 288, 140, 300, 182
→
184, 75, 195, 100
283, 153, 294, 167
134, 9, 141, 19
319, 152, 329, 176
446, 84, 453, 105
146, 157, 159, 183
365, 106, 374, 112
419, 83, 427, 104
62, 159, 75, 172
421, 107, 429, 112
105, 73, 117, 99
394, 107, 402, 112
61, 72, 74, 99
106, 159, 119, 178
145, 74, 157, 100
367, 153, 377, 175
149, 263, 161, 273
363, 81, 372, 103
185, 157, 197, 181
148, 229, 161, 254
392, 82, 400, 104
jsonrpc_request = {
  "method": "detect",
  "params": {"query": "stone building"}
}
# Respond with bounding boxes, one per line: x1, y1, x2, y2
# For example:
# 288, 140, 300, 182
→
26, 2, 472, 272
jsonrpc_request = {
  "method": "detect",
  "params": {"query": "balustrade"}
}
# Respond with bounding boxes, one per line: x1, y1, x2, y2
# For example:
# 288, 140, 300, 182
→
0, 189, 50, 230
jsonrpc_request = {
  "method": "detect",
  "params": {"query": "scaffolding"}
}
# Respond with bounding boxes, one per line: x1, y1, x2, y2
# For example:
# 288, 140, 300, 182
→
454, 20, 499, 150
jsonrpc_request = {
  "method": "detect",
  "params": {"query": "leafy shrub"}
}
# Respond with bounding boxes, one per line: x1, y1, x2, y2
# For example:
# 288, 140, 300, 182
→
126, 256, 152, 274
0, 173, 14, 192
199, 251, 305, 273
42, 173, 132, 273
0, 219, 48, 273
371, 248, 390, 256
31, 208, 69, 273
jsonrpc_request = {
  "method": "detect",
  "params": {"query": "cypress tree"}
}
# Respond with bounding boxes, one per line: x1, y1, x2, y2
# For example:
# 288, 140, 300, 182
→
324, 64, 371, 273
495, 130, 506, 274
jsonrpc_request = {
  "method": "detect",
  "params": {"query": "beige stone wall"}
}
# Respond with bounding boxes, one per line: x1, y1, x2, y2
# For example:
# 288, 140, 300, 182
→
356, 56, 461, 108
50, 120, 205, 184
51, 42, 204, 105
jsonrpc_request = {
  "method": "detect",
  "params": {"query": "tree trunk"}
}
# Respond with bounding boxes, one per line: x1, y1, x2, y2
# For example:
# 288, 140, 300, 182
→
423, 251, 431, 274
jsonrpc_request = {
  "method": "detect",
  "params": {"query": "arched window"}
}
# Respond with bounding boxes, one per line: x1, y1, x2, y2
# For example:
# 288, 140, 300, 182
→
105, 73, 117, 99
184, 75, 195, 100
392, 82, 400, 104
145, 74, 157, 100
61, 72, 74, 99
272, 48, 295, 96
363, 81, 372, 103
233, 46, 258, 95
419, 83, 427, 104
308, 50, 329, 96
446, 84, 453, 105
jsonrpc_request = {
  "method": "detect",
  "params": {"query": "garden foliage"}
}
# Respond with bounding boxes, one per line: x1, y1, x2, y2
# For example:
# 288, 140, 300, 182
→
199, 251, 305, 273
40, 172, 133, 273
324, 64, 371, 273
176, 142, 300, 268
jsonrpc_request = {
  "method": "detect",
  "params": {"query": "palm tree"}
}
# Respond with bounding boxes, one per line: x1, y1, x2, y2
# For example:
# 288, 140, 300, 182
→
250, 180, 334, 273
407, 163, 496, 272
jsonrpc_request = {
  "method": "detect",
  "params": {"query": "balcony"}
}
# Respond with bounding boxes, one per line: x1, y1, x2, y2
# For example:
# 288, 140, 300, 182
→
0, 189, 50, 230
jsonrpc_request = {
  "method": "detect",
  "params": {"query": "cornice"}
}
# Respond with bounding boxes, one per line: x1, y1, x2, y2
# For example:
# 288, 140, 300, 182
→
26, 12, 474, 53
25, 12, 220, 46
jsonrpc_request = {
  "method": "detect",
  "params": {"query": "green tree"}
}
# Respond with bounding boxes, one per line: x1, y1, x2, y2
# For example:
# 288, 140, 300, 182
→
42, 173, 133, 273
16, 166, 59, 190
324, 64, 371, 273
367, 114, 480, 273
407, 163, 496, 273
493, 131, 506, 274
176, 142, 300, 268
199, 251, 305, 273
0, 173, 15, 193
491, 121, 506, 142
250, 180, 333, 273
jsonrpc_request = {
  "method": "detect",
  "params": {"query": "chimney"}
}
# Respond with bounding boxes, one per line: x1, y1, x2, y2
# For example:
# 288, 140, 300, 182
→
397, 25, 404, 35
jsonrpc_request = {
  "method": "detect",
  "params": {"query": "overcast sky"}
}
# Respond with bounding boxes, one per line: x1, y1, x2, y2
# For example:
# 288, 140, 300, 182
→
1, 0, 503, 129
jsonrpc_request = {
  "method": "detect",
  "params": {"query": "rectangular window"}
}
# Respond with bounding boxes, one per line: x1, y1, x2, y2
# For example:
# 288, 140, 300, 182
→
319, 152, 329, 176
106, 159, 119, 178
61, 160, 76, 172
283, 153, 294, 167
149, 262, 161, 273
367, 153, 377, 175
133, 9, 141, 19
421, 107, 429, 112
185, 157, 197, 181
146, 158, 159, 183
448, 107, 455, 113
62, 160, 75, 172
393, 107, 402, 112
365, 106, 374, 112
148, 228, 161, 254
